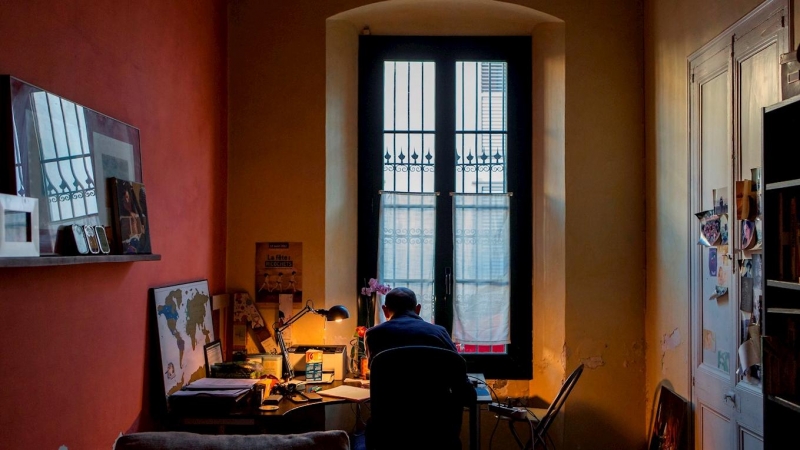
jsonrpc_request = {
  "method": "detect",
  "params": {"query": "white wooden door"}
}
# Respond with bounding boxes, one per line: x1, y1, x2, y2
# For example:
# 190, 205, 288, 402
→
690, 2, 788, 449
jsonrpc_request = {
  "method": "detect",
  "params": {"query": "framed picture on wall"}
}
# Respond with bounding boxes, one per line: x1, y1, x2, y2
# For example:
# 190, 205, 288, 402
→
0, 193, 39, 257
110, 178, 151, 254
0, 75, 142, 255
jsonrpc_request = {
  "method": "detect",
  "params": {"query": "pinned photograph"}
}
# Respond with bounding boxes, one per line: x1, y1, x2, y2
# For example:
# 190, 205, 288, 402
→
719, 215, 729, 245
741, 220, 756, 250
708, 248, 718, 277
696, 210, 720, 247
713, 187, 729, 216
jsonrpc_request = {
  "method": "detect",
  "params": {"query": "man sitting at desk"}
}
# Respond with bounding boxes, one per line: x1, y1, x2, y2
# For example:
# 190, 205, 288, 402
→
364, 287, 475, 449
364, 286, 457, 361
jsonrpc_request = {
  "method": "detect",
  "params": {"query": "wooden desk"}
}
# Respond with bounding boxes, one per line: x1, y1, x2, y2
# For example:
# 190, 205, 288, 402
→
171, 378, 485, 449
170, 380, 350, 435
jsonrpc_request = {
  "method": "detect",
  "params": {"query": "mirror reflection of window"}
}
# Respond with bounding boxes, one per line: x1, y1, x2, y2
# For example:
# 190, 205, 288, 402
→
31, 91, 97, 222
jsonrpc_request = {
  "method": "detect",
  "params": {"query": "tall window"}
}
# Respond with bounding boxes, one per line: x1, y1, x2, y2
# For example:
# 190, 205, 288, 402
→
358, 36, 532, 379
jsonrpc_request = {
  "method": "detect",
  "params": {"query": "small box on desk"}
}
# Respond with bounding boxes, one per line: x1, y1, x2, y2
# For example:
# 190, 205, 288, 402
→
287, 345, 346, 380
306, 349, 324, 381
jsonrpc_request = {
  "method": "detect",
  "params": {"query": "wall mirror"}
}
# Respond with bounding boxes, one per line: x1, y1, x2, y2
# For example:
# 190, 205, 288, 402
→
0, 75, 142, 254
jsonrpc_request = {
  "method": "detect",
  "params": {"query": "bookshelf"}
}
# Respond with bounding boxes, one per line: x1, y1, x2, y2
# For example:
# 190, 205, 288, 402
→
763, 94, 800, 448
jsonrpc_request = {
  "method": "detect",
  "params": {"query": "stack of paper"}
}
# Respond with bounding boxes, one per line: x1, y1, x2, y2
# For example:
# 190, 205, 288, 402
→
168, 378, 259, 412
318, 385, 371, 402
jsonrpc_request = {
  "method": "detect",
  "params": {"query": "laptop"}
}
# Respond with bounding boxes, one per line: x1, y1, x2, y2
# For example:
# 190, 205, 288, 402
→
467, 373, 492, 403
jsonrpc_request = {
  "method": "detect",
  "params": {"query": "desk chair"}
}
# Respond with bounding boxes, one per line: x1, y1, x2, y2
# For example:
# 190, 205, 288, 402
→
500, 363, 584, 450
366, 345, 472, 450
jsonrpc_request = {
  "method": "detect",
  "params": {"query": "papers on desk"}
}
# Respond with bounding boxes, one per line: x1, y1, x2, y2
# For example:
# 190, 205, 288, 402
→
318, 385, 371, 402
171, 388, 252, 399
168, 377, 259, 412
182, 378, 260, 390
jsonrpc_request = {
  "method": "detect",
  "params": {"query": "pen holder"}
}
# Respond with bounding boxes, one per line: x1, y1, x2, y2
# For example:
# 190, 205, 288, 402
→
252, 383, 265, 406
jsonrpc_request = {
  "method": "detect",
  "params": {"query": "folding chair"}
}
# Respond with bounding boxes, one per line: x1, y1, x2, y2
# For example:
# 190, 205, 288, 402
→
500, 363, 584, 449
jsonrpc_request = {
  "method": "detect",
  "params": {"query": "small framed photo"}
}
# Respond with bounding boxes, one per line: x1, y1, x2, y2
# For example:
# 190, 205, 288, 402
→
0, 194, 39, 257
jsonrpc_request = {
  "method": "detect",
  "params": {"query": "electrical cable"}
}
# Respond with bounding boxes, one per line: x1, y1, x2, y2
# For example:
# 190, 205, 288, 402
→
526, 415, 536, 450
488, 415, 501, 450
508, 419, 526, 449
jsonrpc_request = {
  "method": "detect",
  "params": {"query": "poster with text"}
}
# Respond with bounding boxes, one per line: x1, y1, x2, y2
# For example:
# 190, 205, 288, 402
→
256, 242, 303, 303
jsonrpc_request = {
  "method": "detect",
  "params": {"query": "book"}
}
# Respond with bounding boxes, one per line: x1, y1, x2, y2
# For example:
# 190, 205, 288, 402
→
110, 178, 152, 254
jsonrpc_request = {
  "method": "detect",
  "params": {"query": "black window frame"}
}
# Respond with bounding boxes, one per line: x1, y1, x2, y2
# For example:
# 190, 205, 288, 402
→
357, 35, 532, 380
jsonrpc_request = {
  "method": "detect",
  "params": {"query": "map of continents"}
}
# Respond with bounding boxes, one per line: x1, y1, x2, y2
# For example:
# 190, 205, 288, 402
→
154, 281, 214, 396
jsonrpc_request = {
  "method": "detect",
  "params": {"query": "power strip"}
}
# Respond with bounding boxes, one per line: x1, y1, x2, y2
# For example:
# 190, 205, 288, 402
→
488, 402, 528, 420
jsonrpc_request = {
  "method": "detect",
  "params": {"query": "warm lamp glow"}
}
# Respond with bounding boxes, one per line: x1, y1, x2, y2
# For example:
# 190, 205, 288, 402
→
273, 301, 350, 379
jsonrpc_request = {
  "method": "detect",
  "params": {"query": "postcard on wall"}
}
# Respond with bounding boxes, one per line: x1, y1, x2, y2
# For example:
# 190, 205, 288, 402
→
713, 187, 729, 216
232, 292, 272, 353
702, 329, 715, 351
255, 242, 303, 303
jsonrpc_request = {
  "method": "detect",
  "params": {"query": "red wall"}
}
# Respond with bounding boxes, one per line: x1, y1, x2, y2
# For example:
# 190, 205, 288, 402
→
0, 1, 227, 448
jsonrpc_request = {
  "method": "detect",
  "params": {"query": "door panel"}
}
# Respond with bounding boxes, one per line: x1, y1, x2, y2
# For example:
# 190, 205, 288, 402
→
740, 427, 764, 450
701, 404, 733, 449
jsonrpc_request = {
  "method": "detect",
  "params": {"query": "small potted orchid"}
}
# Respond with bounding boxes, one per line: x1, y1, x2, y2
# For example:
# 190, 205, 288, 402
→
349, 278, 391, 375
359, 277, 391, 329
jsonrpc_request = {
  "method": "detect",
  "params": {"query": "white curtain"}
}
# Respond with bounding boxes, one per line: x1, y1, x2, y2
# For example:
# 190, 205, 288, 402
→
452, 194, 510, 345
378, 192, 437, 324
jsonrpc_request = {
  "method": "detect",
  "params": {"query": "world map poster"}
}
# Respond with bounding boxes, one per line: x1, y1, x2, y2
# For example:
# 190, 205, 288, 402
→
153, 280, 214, 397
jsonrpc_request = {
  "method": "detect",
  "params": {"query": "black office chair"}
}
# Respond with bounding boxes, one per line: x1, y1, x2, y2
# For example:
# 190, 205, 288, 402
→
501, 363, 584, 450
366, 345, 472, 450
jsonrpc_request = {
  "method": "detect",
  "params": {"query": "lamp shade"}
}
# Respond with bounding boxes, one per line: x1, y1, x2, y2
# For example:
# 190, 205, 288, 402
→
323, 305, 350, 321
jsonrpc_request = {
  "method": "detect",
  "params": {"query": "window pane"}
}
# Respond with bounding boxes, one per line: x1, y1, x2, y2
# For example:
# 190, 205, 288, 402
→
378, 193, 437, 323
383, 61, 435, 193
452, 194, 511, 347
455, 62, 507, 194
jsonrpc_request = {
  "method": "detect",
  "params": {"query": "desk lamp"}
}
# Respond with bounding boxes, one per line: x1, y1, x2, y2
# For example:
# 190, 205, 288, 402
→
273, 300, 350, 380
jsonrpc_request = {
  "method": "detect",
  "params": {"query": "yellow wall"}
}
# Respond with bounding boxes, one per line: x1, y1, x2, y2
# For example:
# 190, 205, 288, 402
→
228, 0, 645, 448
